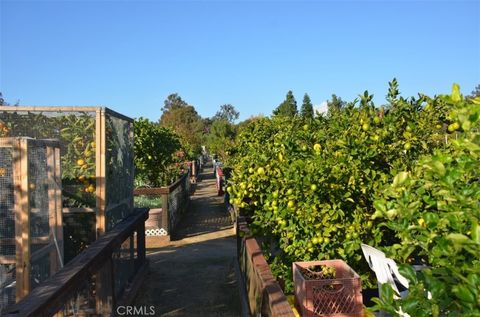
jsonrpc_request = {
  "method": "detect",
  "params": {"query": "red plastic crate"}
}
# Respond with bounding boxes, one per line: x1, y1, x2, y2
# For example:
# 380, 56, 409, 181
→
293, 260, 363, 317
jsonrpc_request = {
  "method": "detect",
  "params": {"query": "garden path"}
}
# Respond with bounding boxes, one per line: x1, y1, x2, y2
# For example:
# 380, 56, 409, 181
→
134, 164, 243, 317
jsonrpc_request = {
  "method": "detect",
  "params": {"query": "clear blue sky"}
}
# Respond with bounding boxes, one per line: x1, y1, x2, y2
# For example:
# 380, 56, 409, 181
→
1, 0, 479, 122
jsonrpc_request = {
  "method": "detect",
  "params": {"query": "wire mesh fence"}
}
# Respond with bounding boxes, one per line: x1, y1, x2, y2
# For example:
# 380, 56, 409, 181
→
0, 107, 135, 262
167, 170, 191, 235
0, 138, 63, 314
2, 209, 148, 317
105, 114, 134, 231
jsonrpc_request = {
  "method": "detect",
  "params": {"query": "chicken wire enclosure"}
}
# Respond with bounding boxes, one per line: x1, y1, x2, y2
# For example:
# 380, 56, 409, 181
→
0, 138, 63, 312
0, 107, 134, 239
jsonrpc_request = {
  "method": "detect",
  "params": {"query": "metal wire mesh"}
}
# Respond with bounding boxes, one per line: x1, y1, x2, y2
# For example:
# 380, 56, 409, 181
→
63, 212, 96, 264
30, 256, 51, 291
167, 173, 191, 234
59, 275, 97, 317
0, 143, 16, 312
113, 236, 136, 299
105, 114, 134, 231
0, 138, 63, 311
0, 146, 15, 256
0, 264, 15, 316
0, 111, 97, 209
28, 144, 49, 238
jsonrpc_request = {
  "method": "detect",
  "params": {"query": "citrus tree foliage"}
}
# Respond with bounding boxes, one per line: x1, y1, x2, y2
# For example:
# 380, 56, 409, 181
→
370, 88, 480, 316
227, 80, 455, 292
134, 118, 182, 187
273, 90, 298, 117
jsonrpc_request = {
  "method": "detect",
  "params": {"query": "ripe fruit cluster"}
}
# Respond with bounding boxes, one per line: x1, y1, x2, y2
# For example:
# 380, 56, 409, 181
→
226, 81, 467, 291
301, 265, 336, 280
371, 87, 480, 316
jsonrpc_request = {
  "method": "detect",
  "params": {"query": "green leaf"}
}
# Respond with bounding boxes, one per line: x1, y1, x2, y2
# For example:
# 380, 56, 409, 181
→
401, 298, 420, 314
399, 264, 418, 284
427, 160, 445, 176
471, 221, 480, 244
380, 283, 395, 301
393, 171, 409, 186
452, 284, 476, 303
447, 233, 469, 243
471, 96, 480, 105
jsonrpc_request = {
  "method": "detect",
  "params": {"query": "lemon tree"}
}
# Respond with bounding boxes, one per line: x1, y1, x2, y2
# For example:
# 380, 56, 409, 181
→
370, 90, 480, 316
134, 118, 183, 187
227, 80, 455, 292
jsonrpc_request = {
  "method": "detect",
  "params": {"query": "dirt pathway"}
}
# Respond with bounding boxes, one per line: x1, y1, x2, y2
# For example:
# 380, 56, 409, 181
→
134, 165, 242, 317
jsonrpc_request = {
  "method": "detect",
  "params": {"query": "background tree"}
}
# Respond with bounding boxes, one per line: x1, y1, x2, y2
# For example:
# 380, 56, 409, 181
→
213, 104, 239, 123
205, 104, 240, 159
162, 93, 188, 112
466, 84, 480, 99
205, 119, 237, 160
300, 93, 314, 119
159, 94, 205, 157
327, 94, 345, 113
273, 90, 298, 117
0, 92, 4, 106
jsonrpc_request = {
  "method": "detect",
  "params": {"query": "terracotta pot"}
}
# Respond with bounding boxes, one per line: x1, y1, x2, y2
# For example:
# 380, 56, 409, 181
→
145, 208, 163, 229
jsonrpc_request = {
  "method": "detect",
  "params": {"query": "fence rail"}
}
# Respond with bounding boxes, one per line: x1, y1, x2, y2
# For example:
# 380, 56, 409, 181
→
236, 217, 295, 317
3, 208, 149, 317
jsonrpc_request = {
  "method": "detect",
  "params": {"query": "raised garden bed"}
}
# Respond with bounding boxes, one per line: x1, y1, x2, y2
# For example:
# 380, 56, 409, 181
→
134, 170, 191, 247
236, 216, 296, 317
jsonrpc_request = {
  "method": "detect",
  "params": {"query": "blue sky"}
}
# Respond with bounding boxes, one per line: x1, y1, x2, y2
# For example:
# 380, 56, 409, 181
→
1, 0, 479, 122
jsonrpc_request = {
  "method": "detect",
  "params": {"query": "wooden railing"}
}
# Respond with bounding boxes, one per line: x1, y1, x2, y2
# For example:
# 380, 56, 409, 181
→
3, 208, 149, 317
236, 217, 295, 317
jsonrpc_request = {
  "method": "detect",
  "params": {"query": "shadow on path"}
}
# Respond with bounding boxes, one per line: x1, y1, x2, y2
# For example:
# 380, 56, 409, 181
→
134, 166, 242, 317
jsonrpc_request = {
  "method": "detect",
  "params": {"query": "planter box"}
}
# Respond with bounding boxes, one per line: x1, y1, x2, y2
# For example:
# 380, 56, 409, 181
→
134, 171, 191, 247
236, 217, 296, 317
293, 260, 363, 317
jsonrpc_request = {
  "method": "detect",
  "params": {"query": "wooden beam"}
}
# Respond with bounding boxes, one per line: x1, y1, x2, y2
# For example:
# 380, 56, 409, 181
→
0, 255, 16, 264
53, 146, 64, 279
95, 109, 105, 236
14, 138, 30, 300
47, 146, 57, 274
4, 208, 148, 317
62, 207, 96, 214
133, 187, 169, 196
0, 106, 101, 112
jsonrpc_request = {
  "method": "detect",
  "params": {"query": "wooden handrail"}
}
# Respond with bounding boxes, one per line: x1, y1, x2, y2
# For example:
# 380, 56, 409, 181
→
4, 208, 149, 317
0, 106, 134, 123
